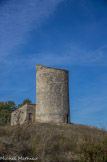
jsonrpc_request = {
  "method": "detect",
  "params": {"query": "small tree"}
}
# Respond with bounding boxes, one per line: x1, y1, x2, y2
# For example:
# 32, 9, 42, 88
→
18, 99, 32, 108
0, 101, 16, 125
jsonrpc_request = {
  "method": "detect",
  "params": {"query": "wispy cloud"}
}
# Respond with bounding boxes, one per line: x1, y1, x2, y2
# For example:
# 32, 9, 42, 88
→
0, 0, 64, 59
1, 43, 107, 74
11, 43, 107, 68
0, 0, 106, 67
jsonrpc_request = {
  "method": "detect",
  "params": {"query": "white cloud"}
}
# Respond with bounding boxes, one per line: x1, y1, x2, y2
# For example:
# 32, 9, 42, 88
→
1, 43, 107, 74
0, 0, 64, 59
20, 43, 107, 67
0, 0, 107, 67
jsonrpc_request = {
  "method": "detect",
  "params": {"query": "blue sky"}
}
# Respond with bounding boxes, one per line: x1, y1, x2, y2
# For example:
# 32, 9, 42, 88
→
0, 0, 107, 128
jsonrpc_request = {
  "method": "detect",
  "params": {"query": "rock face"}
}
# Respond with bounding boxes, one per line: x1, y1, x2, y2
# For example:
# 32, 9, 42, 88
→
36, 65, 70, 123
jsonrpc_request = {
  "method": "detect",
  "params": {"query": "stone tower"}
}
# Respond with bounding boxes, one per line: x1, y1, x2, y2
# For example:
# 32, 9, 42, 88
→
36, 65, 70, 123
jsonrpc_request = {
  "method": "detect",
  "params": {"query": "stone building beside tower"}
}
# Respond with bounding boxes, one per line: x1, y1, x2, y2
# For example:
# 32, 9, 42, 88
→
11, 65, 70, 125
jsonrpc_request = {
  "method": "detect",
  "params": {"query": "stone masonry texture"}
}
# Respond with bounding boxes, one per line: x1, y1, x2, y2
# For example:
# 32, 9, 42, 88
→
36, 65, 70, 123
11, 104, 36, 125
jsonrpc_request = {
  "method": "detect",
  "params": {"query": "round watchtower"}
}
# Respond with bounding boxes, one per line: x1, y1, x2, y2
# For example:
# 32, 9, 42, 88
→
36, 65, 70, 123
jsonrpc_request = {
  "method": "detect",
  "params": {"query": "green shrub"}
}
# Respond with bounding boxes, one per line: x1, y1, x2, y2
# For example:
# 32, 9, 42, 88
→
80, 138, 107, 162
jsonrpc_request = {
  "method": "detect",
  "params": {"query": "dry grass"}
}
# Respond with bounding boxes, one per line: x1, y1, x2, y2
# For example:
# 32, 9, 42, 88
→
0, 123, 107, 162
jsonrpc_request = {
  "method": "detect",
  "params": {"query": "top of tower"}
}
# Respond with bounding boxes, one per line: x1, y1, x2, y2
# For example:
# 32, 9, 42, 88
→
36, 64, 69, 72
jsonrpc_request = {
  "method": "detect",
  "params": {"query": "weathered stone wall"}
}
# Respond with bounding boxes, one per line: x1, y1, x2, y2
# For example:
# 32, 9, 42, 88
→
11, 104, 36, 125
11, 104, 27, 125
36, 65, 70, 123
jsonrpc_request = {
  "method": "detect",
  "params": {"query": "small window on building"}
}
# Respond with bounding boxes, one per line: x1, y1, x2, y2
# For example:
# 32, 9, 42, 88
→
28, 113, 32, 121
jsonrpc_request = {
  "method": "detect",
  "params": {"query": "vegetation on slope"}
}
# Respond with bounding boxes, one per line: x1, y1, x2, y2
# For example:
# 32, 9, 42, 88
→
0, 123, 107, 162
0, 99, 32, 125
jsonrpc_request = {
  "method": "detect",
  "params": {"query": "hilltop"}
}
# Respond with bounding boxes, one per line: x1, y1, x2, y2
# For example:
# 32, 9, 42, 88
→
0, 123, 107, 162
